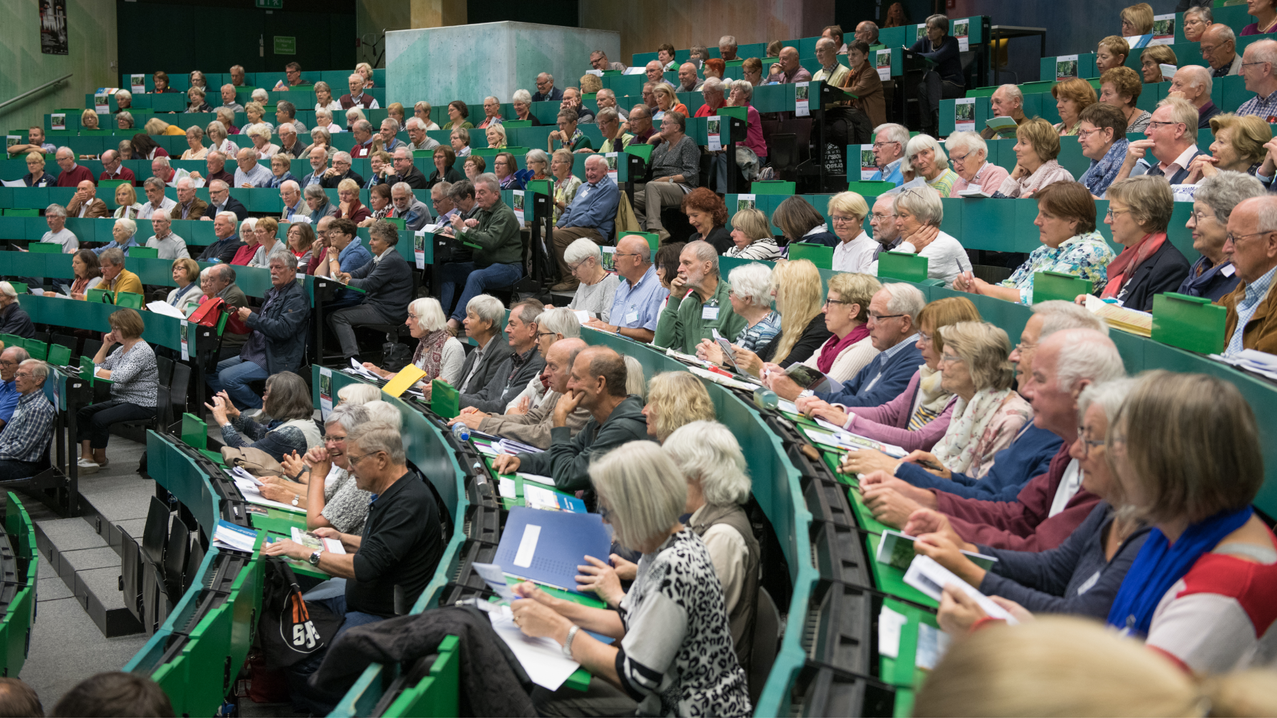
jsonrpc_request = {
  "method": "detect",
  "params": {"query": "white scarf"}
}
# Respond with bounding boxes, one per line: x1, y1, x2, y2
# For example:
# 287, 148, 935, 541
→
931, 388, 1021, 478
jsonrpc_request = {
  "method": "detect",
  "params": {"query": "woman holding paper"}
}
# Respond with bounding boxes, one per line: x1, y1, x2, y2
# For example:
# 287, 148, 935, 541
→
908, 379, 1148, 627
710, 259, 828, 375
1139, 45, 1177, 84
206, 372, 322, 462
945, 132, 1010, 197
509, 441, 752, 717
563, 239, 620, 321
360, 297, 464, 387
696, 262, 780, 363
165, 258, 202, 316
77, 309, 158, 474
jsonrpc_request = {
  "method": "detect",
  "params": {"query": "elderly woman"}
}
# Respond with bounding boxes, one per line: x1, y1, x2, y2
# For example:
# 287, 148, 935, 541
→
111, 183, 143, 220
463, 154, 485, 179
361, 297, 465, 387
245, 123, 278, 159
550, 148, 582, 223
206, 120, 239, 157
443, 100, 472, 130
1242, 0, 1277, 34
179, 125, 207, 160
549, 109, 592, 152
494, 151, 523, 189
21, 152, 55, 187
1085, 176, 1189, 312
267, 153, 296, 188
1120, 3, 1153, 39
364, 150, 391, 188
143, 118, 184, 137
428, 145, 463, 186
1100, 67, 1151, 135
185, 86, 212, 114
581, 73, 604, 95
678, 187, 730, 254
913, 379, 1147, 626
723, 207, 781, 260
305, 128, 334, 160
304, 185, 336, 226
77, 309, 158, 473
946, 131, 1010, 197
486, 123, 507, 150
151, 71, 172, 93
524, 149, 550, 181
95, 217, 142, 256
906, 134, 960, 197
115, 111, 135, 132
116, 139, 134, 160
361, 183, 392, 225
334, 178, 370, 224
764, 273, 883, 401
563, 238, 621, 321
696, 263, 780, 365
206, 372, 322, 462
80, 109, 100, 131
114, 89, 132, 110
188, 70, 208, 91
231, 218, 259, 265
639, 373, 716, 443
841, 321, 1030, 481
1183, 7, 1212, 41
249, 217, 291, 269
805, 297, 979, 453
215, 106, 239, 135
1188, 114, 1271, 184
1139, 45, 1177, 84
1077, 103, 1131, 198
345, 107, 366, 132
652, 82, 689, 119
1178, 171, 1265, 300
314, 109, 340, 135
276, 403, 375, 534
742, 57, 764, 87
244, 101, 273, 133
709, 259, 829, 379
286, 222, 317, 266
63, 250, 103, 300
955, 182, 1114, 304
511, 90, 541, 125
450, 127, 471, 158
1052, 78, 1096, 136
775, 195, 840, 253
894, 187, 972, 288
510, 442, 751, 717
313, 81, 342, 112
158, 257, 201, 315
996, 118, 1074, 198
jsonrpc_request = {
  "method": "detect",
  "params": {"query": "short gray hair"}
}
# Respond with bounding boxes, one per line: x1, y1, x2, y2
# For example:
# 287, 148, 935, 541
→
333, 151, 352, 164
408, 297, 447, 333
873, 122, 910, 148
152, 155, 171, 168
663, 420, 751, 506
0, 282, 16, 299
115, 218, 138, 236
473, 172, 499, 194
1195, 170, 1268, 225
1246, 38, 1277, 75
278, 122, 296, 135
727, 262, 773, 307
684, 239, 720, 276
100, 248, 125, 266
143, 177, 165, 192
45, 203, 67, 219
1050, 329, 1127, 392
362, 401, 404, 431
1076, 377, 1137, 429
281, 180, 300, 194
348, 420, 405, 464
719, 35, 738, 47
538, 307, 582, 339
524, 148, 549, 167
215, 210, 237, 225
512, 89, 532, 104
354, 119, 373, 135
467, 294, 505, 326
324, 403, 369, 433
701, 77, 725, 95
996, 84, 1024, 104
381, 117, 401, 134
391, 181, 412, 196
564, 237, 602, 266
19, 359, 49, 385
1032, 300, 1109, 337
925, 13, 950, 32
905, 133, 948, 170
728, 79, 753, 100
304, 184, 327, 201
880, 283, 926, 322
1177, 64, 1213, 96
336, 383, 381, 405
943, 130, 988, 159
589, 441, 687, 550
268, 252, 299, 271
893, 186, 944, 226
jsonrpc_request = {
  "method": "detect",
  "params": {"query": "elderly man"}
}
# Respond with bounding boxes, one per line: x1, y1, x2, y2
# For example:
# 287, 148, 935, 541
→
321, 151, 364, 188
1237, 39, 1277, 121
645, 61, 666, 86
594, 88, 627, 122
349, 120, 376, 159
822, 24, 847, 53
98, 248, 143, 294
207, 253, 310, 409
426, 181, 456, 223
550, 155, 620, 291
653, 240, 746, 353
199, 211, 244, 263
151, 156, 183, 187
339, 72, 379, 110
378, 118, 403, 152
6, 126, 55, 157
201, 179, 247, 221
449, 179, 478, 220
264, 421, 443, 715
275, 100, 306, 134
199, 264, 251, 356
590, 50, 625, 72
641, 81, 660, 110
0, 360, 55, 482
53, 147, 94, 188
145, 210, 189, 260
457, 336, 590, 447
801, 283, 925, 409
202, 150, 235, 186
0, 284, 34, 338
1168, 66, 1219, 128
233, 148, 273, 188
631, 112, 699, 241
767, 46, 812, 84
0, 346, 31, 429
137, 178, 176, 220
585, 235, 669, 343
301, 147, 328, 187
677, 62, 703, 92
979, 84, 1027, 140
386, 147, 428, 189
1201, 24, 1242, 78
532, 72, 563, 103
328, 220, 414, 362
440, 173, 523, 330
278, 180, 307, 223
457, 300, 547, 413
492, 346, 646, 507
1220, 196, 1277, 355
1116, 98, 1206, 184
855, 20, 880, 46
627, 104, 656, 144
868, 194, 904, 261
66, 180, 109, 218
476, 97, 503, 130
220, 84, 244, 113
277, 123, 306, 159
695, 77, 728, 117
867, 122, 909, 186
718, 35, 740, 62
560, 87, 593, 124
229, 65, 245, 87
36, 203, 77, 253
98, 149, 136, 184
405, 117, 440, 151
389, 182, 432, 230
171, 177, 208, 221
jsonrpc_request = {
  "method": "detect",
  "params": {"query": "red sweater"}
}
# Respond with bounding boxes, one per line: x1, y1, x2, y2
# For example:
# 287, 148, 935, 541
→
935, 442, 1101, 551
55, 164, 96, 187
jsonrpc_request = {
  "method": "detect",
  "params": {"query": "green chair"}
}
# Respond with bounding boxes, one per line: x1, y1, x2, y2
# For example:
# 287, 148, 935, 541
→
787, 242, 833, 269
87, 288, 113, 304
115, 291, 144, 309
25, 340, 47, 361
846, 180, 898, 196
26, 243, 61, 254
1151, 293, 1229, 354
180, 413, 207, 450
413, 149, 436, 159
1032, 271, 1092, 304
432, 379, 459, 420
47, 343, 72, 367
3, 209, 39, 217
129, 247, 159, 259
877, 251, 930, 283
384, 217, 406, 231
623, 143, 654, 162
751, 181, 796, 195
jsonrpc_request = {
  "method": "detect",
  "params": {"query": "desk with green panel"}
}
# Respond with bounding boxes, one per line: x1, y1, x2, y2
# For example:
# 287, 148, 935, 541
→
0, 493, 38, 679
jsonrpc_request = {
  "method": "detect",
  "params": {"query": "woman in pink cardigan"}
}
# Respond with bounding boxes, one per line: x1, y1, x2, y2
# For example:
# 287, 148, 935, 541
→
803, 297, 980, 453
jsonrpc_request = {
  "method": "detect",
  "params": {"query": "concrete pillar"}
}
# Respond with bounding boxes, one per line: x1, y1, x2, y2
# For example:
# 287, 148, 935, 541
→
410, 0, 467, 27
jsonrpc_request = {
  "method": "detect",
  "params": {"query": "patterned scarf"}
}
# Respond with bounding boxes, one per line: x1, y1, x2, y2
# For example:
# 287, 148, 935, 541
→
931, 388, 1022, 477
906, 365, 951, 431
412, 329, 451, 379
1101, 232, 1167, 301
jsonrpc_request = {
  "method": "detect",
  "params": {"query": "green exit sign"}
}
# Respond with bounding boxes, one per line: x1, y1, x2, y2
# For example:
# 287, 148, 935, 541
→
274, 36, 296, 55
256, 0, 282, 8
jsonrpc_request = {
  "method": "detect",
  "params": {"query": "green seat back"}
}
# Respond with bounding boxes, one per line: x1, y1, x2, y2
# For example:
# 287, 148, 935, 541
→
130, 247, 159, 259
1151, 292, 1229, 355
47, 343, 72, 366
27, 243, 62, 254
7, 282, 27, 295
115, 291, 144, 309
1032, 271, 1093, 304
750, 181, 795, 195
787, 242, 833, 269
24, 340, 47, 361
877, 251, 930, 283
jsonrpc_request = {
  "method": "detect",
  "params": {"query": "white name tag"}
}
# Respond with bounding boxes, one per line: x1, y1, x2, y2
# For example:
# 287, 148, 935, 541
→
625, 309, 639, 324
701, 305, 719, 321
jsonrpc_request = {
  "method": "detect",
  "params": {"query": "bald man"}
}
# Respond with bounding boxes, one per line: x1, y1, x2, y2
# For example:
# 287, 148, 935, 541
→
767, 47, 812, 84
66, 180, 109, 218
1168, 65, 1219, 128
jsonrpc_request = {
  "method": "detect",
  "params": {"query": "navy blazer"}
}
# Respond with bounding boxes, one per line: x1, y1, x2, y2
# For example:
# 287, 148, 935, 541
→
1176, 256, 1240, 301
817, 337, 922, 408
202, 196, 249, 221
1114, 240, 1192, 312
245, 280, 310, 375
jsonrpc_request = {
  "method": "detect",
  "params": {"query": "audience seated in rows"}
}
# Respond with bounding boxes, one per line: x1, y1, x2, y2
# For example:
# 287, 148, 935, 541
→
328, 219, 414, 362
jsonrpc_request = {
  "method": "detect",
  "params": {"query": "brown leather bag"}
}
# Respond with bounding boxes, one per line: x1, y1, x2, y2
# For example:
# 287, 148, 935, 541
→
221, 446, 284, 477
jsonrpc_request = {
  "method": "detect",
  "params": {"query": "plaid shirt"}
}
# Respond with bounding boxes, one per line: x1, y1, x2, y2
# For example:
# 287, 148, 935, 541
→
1237, 90, 1277, 123
0, 391, 55, 463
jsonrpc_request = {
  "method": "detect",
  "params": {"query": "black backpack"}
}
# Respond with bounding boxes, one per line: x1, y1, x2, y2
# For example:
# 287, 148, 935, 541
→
257, 558, 343, 669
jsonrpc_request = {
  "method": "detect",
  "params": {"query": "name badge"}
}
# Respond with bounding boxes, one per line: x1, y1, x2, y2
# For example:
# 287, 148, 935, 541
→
701, 305, 719, 321
625, 309, 639, 324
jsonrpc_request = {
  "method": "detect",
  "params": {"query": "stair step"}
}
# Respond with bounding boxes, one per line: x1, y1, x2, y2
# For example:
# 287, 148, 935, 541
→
34, 513, 143, 638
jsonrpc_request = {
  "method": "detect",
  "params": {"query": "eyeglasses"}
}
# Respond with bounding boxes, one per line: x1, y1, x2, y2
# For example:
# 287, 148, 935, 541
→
1189, 210, 1216, 224
1076, 431, 1105, 457
613, 251, 642, 259
1105, 208, 1130, 219
1075, 127, 1103, 140
346, 451, 380, 466
824, 298, 852, 307
1226, 230, 1275, 245
868, 312, 905, 321
872, 140, 900, 149
536, 331, 557, 339
937, 352, 963, 366
917, 332, 933, 344
1145, 120, 1183, 131
1242, 61, 1270, 69
829, 214, 858, 224
948, 151, 970, 163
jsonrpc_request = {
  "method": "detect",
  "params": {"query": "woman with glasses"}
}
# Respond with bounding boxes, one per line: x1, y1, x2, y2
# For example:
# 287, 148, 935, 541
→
893, 187, 972, 288
1178, 171, 1265, 300
910, 379, 1149, 629
205, 372, 322, 463
290, 403, 374, 535
1082, 176, 1189, 312
954, 182, 1114, 304
494, 151, 523, 190
696, 262, 780, 363
561, 238, 621, 321
945, 132, 1009, 197
1186, 114, 1271, 185
360, 297, 464, 387
1077, 103, 1131, 198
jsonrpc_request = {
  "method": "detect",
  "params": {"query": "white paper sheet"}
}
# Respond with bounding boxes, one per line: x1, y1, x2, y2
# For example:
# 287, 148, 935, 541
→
513, 524, 541, 568
522, 485, 561, 511
878, 606, 907, 659
915, 623, 951, 670
489, 606, 581, 690
145, 301, 188, 319
498, 477, 516, 498
904, 555, 1017, 624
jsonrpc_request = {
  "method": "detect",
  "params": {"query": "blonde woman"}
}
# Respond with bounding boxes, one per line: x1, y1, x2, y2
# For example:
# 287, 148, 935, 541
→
356, 62, 375, 89
996, 118, 1075, 198
244, 101, 273, 133
550, 149, 581, 223
313, 81, 342, 112
486, 123, 507, 149
206, 120, 239, 157
708, 259, 827, 375
764, 272, 882, 399
112, 183, 143, 220
641, 372, 716, 442
722, 207, 781, 260
79, 109, 100, 131
652, 82, 689, 118
1191, 113, 1271, 183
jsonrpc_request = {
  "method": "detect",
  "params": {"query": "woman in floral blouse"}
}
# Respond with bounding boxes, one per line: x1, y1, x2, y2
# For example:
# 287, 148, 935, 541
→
953, 181, 1113, 304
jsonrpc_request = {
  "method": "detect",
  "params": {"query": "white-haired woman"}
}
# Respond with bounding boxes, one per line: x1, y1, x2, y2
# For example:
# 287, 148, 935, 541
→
246, 123, 278, 159
512, 441, 752, 717
893, 187, 972, 288
562, 238, 620, 320
906, 134, 960, 197
361, 297, 464, 387
314, 109, 341, 135
697, 262, 779, 364
946, 131, 1010, 197
206, 120, 239, 158
293, 403, 374, 535
511, 89, 541, 125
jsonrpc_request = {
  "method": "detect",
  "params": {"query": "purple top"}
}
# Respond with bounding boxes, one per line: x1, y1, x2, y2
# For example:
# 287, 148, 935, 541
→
843, 370, 957, 452
1240, 21, 1277, 35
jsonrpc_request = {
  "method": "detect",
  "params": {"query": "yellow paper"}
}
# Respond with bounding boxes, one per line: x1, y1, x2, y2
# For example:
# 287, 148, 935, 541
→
381, 364, 428, 398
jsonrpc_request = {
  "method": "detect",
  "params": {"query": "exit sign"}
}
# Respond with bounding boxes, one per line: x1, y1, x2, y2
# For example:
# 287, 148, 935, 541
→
274, 36, 296, 55
256, 0, 282, 8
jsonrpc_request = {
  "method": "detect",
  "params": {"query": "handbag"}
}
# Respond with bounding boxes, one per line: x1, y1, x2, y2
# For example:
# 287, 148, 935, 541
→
257, 559, 342, 669
381, 341, 412, 371
221, 445, 285, 477
188, 297, 225, 328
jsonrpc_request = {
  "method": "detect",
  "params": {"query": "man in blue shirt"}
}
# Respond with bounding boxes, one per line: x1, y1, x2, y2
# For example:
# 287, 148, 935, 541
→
233, 148, 273, 188
868, 123, 908, 186
551, 155, 620, 291
0, 347, 29, 431
586, 235, 670, 344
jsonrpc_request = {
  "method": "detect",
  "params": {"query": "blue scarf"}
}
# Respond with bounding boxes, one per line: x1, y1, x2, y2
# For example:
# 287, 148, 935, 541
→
1107, 506, 1253, 636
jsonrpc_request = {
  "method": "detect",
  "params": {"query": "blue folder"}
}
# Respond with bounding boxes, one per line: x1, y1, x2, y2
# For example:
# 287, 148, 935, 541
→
495, 506, 613, 595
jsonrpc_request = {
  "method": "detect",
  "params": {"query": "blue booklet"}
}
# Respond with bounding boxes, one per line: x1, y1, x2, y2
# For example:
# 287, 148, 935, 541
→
495, 507, 613, 594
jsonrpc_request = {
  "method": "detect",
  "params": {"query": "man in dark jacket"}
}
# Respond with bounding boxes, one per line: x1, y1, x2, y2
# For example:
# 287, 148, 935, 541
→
0, 283, 35, 339
198, 211, 245, 264
441, 173, 524, 330
385, 147, 429, 189
328, 220, 415, 361
200, 179, 249, 221
460, 300, 546, 413
492, 346, 647, 509
207, 253, 311, 409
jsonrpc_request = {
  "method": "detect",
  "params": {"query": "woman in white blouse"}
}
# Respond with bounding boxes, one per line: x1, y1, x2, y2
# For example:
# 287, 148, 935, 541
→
206, 120, 239, 158
313, 81, 343, 113
362, 297, 464, 387
723, 208, 781, 260
827, 190, 877, 273
892, 186, 972, 288
111, 183, 143, 220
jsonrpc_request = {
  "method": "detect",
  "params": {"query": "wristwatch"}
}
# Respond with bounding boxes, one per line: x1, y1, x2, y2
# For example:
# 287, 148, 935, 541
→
308, 549, 323, 567
291, 494, 300, 507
